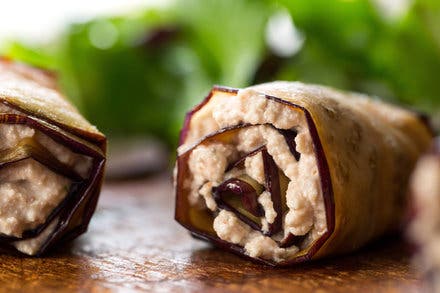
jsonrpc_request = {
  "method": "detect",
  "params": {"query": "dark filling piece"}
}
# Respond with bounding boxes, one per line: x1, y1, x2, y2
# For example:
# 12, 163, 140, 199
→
211, 128, 307, 246
279, 129, 301, 161
213, 176, 264, 231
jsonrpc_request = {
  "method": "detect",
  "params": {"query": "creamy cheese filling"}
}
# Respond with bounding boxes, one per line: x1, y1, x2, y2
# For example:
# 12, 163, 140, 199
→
0, 103, 92, 255
183, 90, 326, 262
12, 218, 59, 256
0, 159, 70, 237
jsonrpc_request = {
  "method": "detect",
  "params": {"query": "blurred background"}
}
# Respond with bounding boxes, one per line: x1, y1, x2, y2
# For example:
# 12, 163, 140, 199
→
1, 0, 439, 179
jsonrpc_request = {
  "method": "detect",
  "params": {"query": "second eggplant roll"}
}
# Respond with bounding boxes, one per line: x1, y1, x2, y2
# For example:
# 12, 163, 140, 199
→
0, 58, 106, 256
409, 138, 440, 290
175, 81, 432, 266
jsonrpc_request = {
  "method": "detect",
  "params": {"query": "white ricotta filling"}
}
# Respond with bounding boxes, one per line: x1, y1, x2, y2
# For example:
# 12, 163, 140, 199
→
185, 91, 326, 262
245, 153, 265, 185
187, 143, 235, 206
213, 210, 298, 262
0, 103, 92, 255
0, 159, 70, 237
258, 191, 276, 234
13, 218, 58, 255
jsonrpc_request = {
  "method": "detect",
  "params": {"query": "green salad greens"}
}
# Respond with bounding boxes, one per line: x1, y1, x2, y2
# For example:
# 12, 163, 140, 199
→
2, 0, 439, 147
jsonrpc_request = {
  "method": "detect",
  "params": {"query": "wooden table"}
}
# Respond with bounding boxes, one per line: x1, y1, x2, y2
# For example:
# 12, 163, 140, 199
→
0, 174, 426, 292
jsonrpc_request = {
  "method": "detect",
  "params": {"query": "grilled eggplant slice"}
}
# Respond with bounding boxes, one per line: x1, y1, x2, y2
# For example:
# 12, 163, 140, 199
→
175, 81, 432, 266
0, 58, 106, 256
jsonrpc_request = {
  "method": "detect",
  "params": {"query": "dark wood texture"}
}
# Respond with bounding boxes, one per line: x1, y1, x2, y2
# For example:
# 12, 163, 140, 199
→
0, 175, 426, 292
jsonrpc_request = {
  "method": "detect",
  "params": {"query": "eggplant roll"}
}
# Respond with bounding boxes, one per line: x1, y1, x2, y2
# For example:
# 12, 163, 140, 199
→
175, 81, 432, 266
409, 138, 440, 290
0, 58, 106, 256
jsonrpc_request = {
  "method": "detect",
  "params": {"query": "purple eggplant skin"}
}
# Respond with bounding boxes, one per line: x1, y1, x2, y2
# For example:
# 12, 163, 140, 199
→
175, 85, 335, 266
213, 178, 263, 232
413, 111, 436, 137
213, 178, 263, 218
194, 129, 306, 247
216, 146, 284, 235
226, 145, 265, 172
278, 129, 301, 161
0, 111, 106, 256
279, 233, 307, 249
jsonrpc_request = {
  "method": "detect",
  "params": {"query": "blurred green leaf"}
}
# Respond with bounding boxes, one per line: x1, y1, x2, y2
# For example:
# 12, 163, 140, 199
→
2, 0, 274, 146
2, 0, 440, 146
276, 0, 440, 114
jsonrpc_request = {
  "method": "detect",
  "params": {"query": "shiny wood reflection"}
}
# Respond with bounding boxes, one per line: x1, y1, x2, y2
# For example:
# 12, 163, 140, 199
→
0, 175, 425, 292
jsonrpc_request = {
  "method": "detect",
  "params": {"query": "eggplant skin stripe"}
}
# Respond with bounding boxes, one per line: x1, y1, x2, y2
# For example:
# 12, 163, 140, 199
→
0, 59, 106, 256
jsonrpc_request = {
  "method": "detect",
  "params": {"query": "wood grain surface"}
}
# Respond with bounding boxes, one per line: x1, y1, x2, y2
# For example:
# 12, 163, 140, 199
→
0, 174, 427, 292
